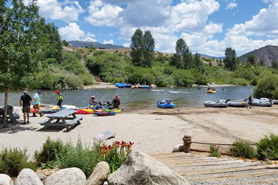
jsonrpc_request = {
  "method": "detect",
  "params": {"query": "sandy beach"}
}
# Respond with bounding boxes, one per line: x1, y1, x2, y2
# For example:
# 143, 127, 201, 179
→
1, 106, 278, 159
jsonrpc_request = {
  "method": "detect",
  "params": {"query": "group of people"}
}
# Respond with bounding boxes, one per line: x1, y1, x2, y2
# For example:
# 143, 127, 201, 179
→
89, 94, 120, 109
207, 87, 216, 91
20, 90, 63, 124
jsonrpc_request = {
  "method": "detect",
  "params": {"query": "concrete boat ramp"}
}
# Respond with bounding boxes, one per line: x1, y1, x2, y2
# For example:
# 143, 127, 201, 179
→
152, 152, 278, 185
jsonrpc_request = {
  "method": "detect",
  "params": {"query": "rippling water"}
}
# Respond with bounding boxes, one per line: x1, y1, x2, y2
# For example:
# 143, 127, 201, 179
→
0, 86, 253, 109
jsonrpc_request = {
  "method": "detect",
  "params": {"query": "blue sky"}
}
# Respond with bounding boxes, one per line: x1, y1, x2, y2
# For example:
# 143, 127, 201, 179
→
24, 0, 278, 57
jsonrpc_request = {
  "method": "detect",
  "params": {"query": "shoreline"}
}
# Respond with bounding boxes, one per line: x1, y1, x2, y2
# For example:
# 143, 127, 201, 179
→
1, 106, 278, 159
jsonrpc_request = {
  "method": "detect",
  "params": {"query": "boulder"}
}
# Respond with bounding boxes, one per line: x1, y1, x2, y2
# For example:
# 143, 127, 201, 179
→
86, 161, 110, 185
45, 167, 86, 185
0, 174, 13, 185
15, 168, 43, 185
107, 151, 190, 185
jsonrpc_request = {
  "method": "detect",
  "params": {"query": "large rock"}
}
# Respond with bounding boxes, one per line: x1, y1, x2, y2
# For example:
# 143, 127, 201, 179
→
86, 161, 110, 185
108, 151, 190, 185
0, 174, 13, 185
15, 168, 43, 185
45, 167, 86, 185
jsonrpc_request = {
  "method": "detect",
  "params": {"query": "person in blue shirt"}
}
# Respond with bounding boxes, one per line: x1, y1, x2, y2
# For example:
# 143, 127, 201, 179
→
33, 90, 43, 117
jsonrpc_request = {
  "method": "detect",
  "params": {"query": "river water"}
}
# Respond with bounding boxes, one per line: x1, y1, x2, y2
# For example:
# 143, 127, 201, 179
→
0, 86, 253, 109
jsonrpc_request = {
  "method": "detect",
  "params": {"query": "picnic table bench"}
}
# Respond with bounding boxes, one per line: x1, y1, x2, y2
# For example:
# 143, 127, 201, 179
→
0, 108, 19, 124
40, 109, 83, 130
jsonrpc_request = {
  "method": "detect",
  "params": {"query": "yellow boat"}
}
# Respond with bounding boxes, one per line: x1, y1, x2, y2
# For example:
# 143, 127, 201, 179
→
206, 90, 216, 93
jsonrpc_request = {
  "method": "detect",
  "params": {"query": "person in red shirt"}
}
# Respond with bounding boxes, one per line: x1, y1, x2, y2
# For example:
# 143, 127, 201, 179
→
112, 94, 120, 109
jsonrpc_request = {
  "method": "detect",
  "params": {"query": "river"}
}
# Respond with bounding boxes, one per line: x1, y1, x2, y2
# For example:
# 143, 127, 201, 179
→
0, 86, 253, 109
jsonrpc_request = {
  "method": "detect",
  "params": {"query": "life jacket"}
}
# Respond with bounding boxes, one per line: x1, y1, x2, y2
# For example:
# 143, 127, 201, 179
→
57, 94, 63, 101
113, 96, 120, 101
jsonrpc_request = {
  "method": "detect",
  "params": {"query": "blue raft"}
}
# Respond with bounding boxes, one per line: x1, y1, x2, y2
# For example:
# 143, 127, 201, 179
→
157, 99, 176, 108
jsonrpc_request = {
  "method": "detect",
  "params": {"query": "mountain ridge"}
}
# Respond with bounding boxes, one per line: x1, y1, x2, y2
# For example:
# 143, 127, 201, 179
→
239, 45, 278, 66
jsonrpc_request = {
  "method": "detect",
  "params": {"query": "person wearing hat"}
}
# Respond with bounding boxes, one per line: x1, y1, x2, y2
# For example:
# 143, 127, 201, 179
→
56, 90, 63, 107
112, 94, 120, 109
20, 91, 32, 124
89, 96, 102, 107
33, 90, 43, 117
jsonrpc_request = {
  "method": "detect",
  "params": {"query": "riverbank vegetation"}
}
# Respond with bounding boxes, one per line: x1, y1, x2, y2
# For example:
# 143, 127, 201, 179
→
2, 1, 278, 93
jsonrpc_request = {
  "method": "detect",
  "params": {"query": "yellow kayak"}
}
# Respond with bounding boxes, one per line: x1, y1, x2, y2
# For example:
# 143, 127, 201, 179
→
206, 90, 216, 93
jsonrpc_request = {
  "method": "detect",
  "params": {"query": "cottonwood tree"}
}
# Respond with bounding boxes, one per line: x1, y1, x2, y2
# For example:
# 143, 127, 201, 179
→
223, 48, 238, 71
130, 29, 155, 67
0, 0, 47, 128
142, 31, 155, 67
171, 38, 187, 68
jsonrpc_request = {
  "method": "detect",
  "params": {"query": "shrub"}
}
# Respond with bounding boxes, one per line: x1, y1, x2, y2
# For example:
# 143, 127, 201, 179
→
209, 145, 221, 158
97, 141, 133, 173
0, 148, 35, 177
57, 139, 99, 178
254, 75, 278, 99
229, 141, 256, 159
256, 134, 278, 160
34, 137, 65, 168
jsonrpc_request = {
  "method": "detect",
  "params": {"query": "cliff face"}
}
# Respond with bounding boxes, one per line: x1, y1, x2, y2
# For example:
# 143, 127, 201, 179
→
239, 45, 278, 66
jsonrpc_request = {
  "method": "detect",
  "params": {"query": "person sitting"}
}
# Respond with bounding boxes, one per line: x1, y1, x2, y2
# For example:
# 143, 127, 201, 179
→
112, 94, 120, 109
89, 96, 102, 106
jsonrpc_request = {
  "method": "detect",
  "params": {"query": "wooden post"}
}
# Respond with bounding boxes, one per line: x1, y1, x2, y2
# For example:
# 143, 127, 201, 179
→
183, 135, 191, 153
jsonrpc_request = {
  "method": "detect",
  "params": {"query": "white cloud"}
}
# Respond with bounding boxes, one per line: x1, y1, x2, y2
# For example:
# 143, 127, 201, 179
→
58, 23, 96, 41
123, 43, 130, 47
85, 2, 123, 27
227, 1, 278, 37
28, 0, 85, 22
225, 0, 237, 10
103, 40, 114, 45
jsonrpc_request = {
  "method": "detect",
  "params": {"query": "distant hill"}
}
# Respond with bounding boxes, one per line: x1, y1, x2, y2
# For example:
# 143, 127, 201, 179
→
68, 41, 126, 49
199, 53, 225, 60
239, 45, 278, 66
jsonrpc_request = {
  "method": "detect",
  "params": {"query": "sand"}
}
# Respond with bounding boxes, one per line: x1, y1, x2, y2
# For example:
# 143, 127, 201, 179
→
1, 106, 278, 159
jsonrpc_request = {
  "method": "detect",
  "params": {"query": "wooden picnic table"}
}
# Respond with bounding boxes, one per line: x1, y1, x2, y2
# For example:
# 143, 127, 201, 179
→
40, 109, 83, 130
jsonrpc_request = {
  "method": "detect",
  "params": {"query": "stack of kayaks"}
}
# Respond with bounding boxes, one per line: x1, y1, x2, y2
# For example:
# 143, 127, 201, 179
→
204, 99, 228, 108
252, 98, 272, 107
75, 108, 94, 114
227, 100, 247, 107
157, 99, 176, 108
94, 108, 120, 116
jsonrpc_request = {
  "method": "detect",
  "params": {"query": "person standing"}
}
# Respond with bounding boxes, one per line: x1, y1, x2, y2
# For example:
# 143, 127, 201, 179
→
33, 90, 43, 117
112, 94, 120, 109
56, 90, 63, 107
20, 91, 32, 124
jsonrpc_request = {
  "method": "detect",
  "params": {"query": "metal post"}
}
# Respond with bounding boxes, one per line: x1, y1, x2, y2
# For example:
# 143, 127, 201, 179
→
183, 135, 192, 153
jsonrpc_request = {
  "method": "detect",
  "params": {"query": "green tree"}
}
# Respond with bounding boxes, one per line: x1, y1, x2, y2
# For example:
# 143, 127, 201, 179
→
142, 31, 155, 67
258, 59, 265, 66
223, 48, 238, 71
272, 60, 278, 70
246, 55, 256, 66
130, 29, 144, 66
171, 38, 187, 68
193, 53, 203, 71
130, 29, 155, 67
62, 40, 69, 46
0, 0, 47, 128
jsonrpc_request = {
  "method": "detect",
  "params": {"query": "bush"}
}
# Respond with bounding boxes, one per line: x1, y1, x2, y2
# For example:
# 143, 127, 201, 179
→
57, 139, 99, 178
0, 148, 35, 177
209, 145, 221, 158
229, 141, 256, 159
34, 137, 65, 168
256, 134, 278, 160
254, 74, 278, 99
